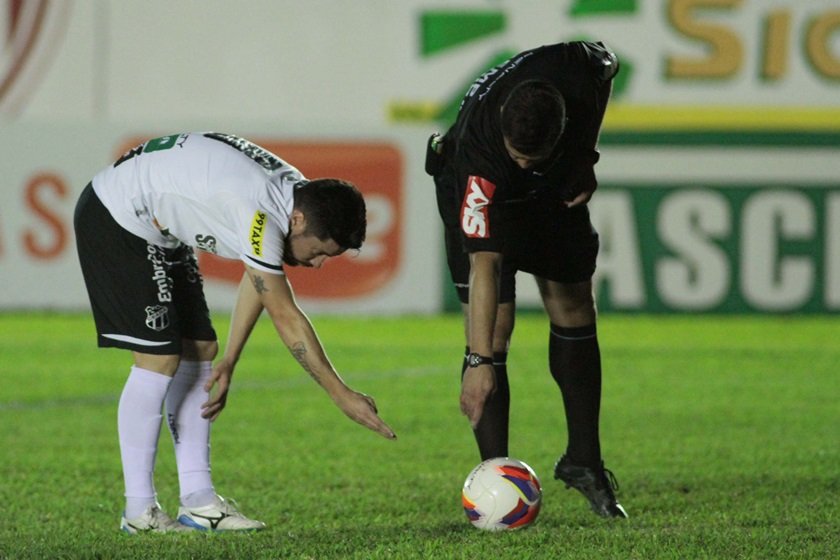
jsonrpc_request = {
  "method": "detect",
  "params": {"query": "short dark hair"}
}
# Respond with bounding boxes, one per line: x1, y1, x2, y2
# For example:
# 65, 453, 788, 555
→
500, 80, 566, 158
293, 178, 366, 250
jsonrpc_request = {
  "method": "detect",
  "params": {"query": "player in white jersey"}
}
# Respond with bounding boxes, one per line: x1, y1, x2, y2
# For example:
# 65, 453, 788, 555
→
74, 132, 396, 533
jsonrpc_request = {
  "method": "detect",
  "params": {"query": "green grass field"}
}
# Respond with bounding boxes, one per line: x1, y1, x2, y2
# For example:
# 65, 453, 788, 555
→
1, 312, 837, 559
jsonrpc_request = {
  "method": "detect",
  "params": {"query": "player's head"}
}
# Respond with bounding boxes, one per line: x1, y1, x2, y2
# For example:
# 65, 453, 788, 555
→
500, 80, 566, 169
285, 178, 366, 267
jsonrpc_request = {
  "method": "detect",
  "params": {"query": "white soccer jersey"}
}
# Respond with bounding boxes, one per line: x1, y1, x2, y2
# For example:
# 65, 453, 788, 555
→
92, 132, 304, 275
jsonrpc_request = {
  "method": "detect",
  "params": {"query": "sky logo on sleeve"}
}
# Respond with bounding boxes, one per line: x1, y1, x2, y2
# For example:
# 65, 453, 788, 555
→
461, 175, 496, 238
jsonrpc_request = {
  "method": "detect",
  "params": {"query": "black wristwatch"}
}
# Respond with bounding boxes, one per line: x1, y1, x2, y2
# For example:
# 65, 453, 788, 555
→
467, 353, 494, 368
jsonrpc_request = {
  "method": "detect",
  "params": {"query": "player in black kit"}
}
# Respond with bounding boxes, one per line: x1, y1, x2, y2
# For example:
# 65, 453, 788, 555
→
427, 41, 627, 518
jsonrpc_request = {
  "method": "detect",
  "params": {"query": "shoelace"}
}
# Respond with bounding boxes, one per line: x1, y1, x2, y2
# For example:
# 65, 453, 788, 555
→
142, 506, 180, 529
218, 497, 243, 516
602, 466, 620, 492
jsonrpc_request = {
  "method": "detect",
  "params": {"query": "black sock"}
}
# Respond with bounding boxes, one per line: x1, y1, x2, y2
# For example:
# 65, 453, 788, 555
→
549, 324, 602, 468
462, 348, 510, 460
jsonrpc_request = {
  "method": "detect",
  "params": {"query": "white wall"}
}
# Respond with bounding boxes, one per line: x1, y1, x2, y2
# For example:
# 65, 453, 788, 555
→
1, 0, 838, 312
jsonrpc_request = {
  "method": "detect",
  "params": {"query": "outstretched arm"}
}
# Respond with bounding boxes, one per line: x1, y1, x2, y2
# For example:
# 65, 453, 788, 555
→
243, 264, 396, 439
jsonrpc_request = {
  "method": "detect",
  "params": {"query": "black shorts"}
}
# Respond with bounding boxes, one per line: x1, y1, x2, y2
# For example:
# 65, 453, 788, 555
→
73, 184, 216, 354
436, 172, 599, 304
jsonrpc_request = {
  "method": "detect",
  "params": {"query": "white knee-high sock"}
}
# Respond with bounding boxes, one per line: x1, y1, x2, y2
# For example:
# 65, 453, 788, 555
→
118, 366, 172, 519
164, 360, 216, 507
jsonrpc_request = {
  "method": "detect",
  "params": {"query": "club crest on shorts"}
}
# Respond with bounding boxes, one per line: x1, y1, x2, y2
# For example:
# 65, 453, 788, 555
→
145, 305, 170, 332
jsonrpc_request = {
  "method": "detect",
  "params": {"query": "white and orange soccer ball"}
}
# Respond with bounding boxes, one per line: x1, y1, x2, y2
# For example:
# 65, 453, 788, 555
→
461, 457, 542, 531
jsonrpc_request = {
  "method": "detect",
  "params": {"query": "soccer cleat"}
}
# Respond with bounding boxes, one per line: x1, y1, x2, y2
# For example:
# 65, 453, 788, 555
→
120, 503, 192, 534
554, 455, 628, 519
177, 495, 266, 532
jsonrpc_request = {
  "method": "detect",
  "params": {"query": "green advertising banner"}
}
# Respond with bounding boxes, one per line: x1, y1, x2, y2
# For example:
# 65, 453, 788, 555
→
593, 132, 839, 314
594, 183, 839, 313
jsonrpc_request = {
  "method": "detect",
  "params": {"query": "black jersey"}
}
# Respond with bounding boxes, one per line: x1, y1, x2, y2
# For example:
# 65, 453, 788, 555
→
442, 41, 617, 253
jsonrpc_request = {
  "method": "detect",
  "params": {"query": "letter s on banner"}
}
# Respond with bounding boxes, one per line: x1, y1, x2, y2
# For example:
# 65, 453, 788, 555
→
24, 173, 68, 259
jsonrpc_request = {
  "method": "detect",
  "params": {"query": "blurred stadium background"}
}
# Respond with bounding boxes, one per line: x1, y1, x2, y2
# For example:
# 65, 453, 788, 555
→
1, 0, 839, 315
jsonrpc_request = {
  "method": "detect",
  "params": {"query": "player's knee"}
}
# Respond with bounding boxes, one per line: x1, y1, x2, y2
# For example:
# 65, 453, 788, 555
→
182, 339, 219, 362
559, 297, 597, 325
546, 289, 596, 326
197, 339, 219, 361
568, 289, 595, 310
134, 352, 181, 376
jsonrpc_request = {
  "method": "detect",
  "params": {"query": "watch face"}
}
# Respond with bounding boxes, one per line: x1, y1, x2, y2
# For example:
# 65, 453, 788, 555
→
468, 353, 490, 367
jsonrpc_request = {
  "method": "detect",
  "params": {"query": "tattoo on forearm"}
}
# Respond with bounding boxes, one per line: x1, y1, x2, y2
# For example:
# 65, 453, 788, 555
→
251, 274, 268, 294
291, 341, 322, 386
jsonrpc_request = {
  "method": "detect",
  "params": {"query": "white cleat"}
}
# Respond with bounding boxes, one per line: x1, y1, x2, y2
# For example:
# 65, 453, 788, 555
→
177, 495, 266, 532
120, 503, 193, 534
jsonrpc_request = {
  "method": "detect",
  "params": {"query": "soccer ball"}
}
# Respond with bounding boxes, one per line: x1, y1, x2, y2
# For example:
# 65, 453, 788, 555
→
461, 457, 542, 531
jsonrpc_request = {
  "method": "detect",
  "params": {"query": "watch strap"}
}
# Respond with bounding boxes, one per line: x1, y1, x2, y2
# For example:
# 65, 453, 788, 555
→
467, 353, 494, 367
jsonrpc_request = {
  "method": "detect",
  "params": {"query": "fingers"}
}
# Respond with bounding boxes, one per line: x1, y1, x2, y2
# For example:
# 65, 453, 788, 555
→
201, 388, 227, 421
460, 367, 494, 428
202, 368, 230, 421
200, 397, 224, 421
565, 190, 592, 207
204, 370, 221, 392
372, 417, 397, 440
350, 393, 396, 440
201, 389, 219, 412
363, 394, 379, 414
460, 393, 486, 429
356, 411, 396, 439
362, 396, 396, 439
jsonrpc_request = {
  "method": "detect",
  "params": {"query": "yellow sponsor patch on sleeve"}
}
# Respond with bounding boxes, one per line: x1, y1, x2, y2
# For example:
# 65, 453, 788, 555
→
249, 211, 267, 257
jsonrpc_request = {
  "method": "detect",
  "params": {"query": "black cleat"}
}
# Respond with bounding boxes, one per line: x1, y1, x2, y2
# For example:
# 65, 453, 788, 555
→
554, 455, 628, 519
